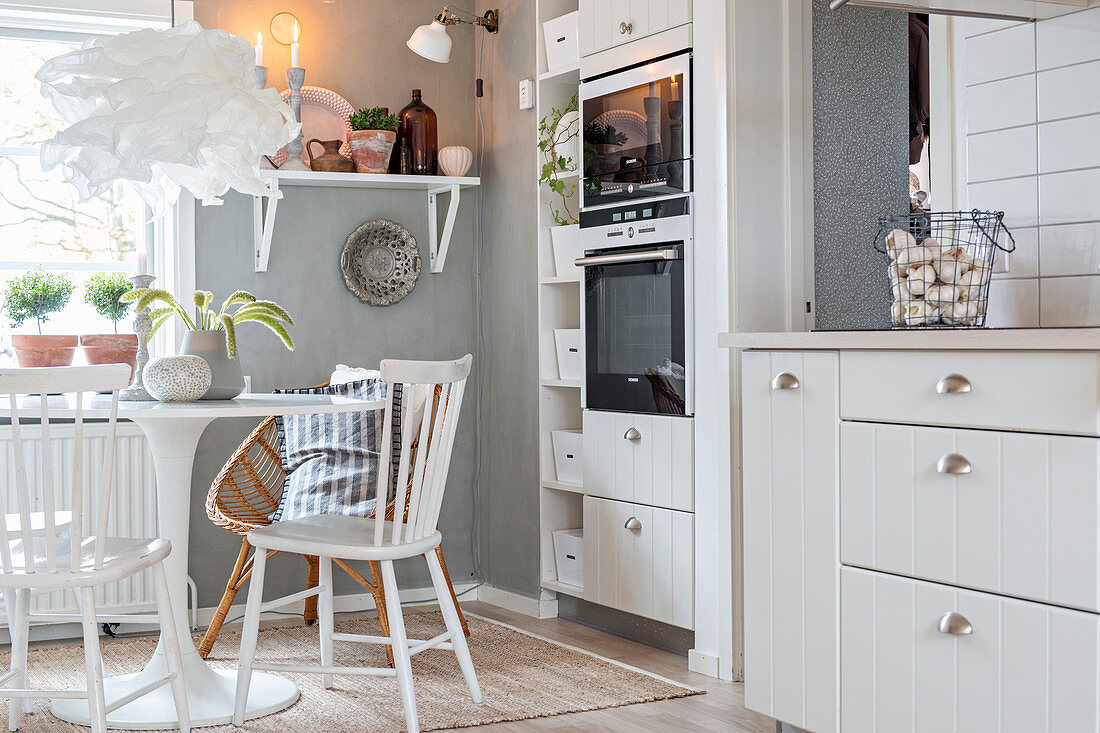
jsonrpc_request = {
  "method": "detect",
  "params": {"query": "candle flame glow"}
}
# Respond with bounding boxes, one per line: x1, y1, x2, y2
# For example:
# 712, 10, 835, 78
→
257, 31, 262, 44
293, 19, 300, 42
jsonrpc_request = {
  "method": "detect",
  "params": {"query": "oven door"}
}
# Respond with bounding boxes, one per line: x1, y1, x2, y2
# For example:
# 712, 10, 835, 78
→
580, 52, 691, 209
580, 242, 690, 416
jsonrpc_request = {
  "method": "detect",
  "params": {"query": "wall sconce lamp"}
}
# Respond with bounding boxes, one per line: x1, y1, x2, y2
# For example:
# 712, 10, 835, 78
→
407, 6, 500, 64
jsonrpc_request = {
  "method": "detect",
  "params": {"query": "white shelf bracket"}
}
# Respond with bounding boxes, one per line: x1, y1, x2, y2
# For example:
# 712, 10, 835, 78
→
427, 183, 461, 274
253, 177, 280, 273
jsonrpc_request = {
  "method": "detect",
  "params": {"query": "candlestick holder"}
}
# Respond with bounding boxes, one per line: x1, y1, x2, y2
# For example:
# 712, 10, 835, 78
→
281, 66, 310, 170
255, 66, 276, 170
120, 274, 156, 402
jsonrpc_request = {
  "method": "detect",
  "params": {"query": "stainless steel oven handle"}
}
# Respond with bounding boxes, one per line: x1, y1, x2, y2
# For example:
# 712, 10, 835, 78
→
574, 249, 682, 266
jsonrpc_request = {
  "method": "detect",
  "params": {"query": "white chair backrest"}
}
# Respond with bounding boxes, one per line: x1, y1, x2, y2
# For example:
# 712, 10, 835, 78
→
0, 364, 131, 575
373, 355, 472, 547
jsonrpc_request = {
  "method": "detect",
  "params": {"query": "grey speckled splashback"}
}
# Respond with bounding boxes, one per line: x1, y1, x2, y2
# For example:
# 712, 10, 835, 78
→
812, 0, 910, 330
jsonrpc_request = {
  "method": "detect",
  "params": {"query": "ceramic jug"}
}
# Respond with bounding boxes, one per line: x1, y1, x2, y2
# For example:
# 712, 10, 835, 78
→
306, 139, 355, 172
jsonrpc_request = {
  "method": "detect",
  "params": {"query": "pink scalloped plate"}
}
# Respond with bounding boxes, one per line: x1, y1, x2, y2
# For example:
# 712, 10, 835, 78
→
270, 86, 355, 168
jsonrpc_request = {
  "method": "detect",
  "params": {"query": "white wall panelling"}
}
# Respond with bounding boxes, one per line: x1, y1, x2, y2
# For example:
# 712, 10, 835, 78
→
742, 350, 839, 733
841, 567, 1100, 733
840, 421, 1100, 612
582, 495, 694, 629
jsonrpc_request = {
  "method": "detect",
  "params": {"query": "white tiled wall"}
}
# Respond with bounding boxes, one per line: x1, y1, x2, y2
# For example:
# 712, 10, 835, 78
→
961, 9, 1100, 327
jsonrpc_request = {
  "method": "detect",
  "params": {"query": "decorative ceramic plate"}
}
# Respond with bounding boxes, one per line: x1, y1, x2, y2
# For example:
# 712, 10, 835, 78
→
591, 109, 663, 160
270, 86, 354, 167
340, 219, 421, 307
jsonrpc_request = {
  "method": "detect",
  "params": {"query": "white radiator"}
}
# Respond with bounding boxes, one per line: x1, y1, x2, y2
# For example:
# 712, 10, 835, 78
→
0, 422, 159, 618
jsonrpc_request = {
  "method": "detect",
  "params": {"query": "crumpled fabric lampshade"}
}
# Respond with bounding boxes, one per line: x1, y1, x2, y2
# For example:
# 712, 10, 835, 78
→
407, 19, 452, 63
36, 21, 299, 215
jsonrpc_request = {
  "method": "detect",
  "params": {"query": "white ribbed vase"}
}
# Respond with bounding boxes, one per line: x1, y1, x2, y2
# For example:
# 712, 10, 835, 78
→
438, 145, 473, 177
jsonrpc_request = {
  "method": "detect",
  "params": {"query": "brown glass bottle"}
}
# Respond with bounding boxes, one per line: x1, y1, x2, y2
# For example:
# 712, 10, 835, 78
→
392, 89, 437, 175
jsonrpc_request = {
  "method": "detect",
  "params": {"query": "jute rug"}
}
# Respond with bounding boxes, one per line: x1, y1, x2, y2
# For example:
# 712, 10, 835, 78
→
2, 611, 701, 731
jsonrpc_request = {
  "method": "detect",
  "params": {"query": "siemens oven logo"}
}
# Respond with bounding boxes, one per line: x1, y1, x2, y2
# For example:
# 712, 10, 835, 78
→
627, 377, 640, 382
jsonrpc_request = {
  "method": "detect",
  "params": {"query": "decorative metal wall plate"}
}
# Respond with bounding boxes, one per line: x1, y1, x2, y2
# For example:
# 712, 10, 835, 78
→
340, 219, 421, 306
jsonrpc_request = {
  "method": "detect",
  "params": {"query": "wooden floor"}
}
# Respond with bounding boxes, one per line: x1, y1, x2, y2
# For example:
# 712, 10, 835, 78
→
448, 601, 776, 733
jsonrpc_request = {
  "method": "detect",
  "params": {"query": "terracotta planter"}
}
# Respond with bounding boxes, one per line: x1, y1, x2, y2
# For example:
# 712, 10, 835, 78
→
347, 129, 397, 174
11, 334, 78, 368
80, 334, 139, 383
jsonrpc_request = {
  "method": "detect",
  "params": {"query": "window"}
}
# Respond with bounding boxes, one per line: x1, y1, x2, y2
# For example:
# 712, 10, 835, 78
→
0, 1, 194, 361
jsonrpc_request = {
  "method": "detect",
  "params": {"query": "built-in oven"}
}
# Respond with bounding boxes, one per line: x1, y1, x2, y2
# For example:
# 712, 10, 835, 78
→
577, 196, 693, 417
579, 51, 691, 209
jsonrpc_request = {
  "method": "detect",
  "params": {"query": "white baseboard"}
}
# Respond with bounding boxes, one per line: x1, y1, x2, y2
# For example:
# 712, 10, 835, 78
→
688, 648, 720, 678
476, 585, 558, 619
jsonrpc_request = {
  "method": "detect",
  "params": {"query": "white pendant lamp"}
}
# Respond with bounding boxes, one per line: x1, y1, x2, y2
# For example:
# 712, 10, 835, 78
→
407, 7, 499, 64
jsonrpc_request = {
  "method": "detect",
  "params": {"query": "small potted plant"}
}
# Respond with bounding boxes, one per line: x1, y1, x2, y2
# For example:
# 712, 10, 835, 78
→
539, 95, 580, 277
121, 287, 294, 400
3, 269, 76, 367
347, 106, 400, 174
81, 272, 137, 380
584, 120, 629, 175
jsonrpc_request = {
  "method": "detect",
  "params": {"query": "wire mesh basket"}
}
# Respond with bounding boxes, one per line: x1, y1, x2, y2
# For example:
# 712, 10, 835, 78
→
874, 210, 1015, 329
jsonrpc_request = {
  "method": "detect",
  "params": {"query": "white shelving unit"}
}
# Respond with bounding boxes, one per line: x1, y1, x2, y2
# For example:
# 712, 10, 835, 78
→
252, 169, 480, 274
536, 0, 584, 601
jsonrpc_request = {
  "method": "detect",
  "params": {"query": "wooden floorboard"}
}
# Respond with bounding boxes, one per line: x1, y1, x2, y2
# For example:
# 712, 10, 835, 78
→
452, 601, 775, 733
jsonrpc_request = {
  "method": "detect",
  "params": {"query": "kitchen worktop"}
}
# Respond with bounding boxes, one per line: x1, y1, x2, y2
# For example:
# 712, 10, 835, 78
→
719, 327, 1100, 351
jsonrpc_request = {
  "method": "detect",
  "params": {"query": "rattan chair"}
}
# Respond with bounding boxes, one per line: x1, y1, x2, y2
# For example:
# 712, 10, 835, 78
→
199, 397, 469, 664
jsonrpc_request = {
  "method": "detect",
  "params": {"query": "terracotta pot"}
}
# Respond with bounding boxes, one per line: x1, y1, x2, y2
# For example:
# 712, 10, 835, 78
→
306, 138, 355, 172
347, 129, 397, 174
80, 334, 139, 383
11, 334, 78, 368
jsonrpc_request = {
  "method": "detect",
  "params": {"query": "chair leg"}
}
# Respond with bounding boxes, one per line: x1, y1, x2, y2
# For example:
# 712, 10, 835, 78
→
366, 561, 395, 668
233, 548, 268, 726
426, 550, 482, 705
317, 556, 334, 689
380, 560, 419, 733
6, 588, 30, 731
152, 562, 191, 733
79, 587, 107, 733
434, 547, 470, 638
303, 555, 319, 626
199, 538, 251, 659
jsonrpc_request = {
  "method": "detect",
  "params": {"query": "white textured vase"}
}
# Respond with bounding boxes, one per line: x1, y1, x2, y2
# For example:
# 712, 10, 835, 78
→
143, 355, 211, 403
438, 145, 473, 177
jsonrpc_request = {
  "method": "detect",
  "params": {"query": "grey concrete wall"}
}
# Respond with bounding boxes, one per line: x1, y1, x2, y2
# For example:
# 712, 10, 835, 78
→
474, 0, 540, 597
811, 0, 910, 330
189, 0, 478, 605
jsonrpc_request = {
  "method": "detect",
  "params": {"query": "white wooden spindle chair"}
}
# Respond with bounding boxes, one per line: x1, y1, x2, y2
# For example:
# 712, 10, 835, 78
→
233, 355, 480, 733
0, 365, 190, 733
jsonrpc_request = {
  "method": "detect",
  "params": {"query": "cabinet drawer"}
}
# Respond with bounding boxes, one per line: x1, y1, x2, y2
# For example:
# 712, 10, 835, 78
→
582, 496, 693, 629
841, 421, 1100, 612
582, 411, 693, 512
840, 350, 1100, 435
842, 568, 1100, 733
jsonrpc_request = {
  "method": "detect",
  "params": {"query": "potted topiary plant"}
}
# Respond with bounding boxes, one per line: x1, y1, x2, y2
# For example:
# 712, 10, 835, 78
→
347, 106, 400, 174
3, 269, 76, 367
121, 287, 294, 399
81, 272, 138, 381
539, 95, 580, 277
584, 120, 629, 175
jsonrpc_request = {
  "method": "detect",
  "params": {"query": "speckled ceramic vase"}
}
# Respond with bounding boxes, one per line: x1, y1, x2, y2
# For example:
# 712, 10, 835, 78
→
180, 330, 245, 400
143, 355, 211, 403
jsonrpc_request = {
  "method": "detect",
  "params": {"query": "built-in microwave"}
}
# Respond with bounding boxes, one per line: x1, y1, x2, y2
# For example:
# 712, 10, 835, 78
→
579, 51, 691, 209
577, 196, 693, 416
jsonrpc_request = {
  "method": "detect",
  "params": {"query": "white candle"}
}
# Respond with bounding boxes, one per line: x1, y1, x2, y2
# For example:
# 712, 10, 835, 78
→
671, 76, 680, 101
137, 251, 148, 275
255, 32, 263, 66
290, 19, 300, 67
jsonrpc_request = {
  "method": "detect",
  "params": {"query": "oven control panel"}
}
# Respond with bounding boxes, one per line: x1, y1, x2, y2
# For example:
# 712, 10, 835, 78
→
580, 196, 692, 246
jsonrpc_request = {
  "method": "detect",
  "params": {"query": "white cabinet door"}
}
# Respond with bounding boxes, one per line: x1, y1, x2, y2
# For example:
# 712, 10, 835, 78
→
582, 411, 693, 512
842, 567, 1100, 733
742, 351, 840, 733
578, 0, 613, 56
582, 495, 693, 628
841, 422, 1100, 612
579, 0, 691, 56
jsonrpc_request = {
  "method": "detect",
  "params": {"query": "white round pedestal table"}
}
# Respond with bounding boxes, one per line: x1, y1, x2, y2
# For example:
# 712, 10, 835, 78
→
3, 393, 384, 729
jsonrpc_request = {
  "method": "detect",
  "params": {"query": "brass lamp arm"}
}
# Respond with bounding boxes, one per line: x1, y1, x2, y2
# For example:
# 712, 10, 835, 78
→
435, 6, 500, 33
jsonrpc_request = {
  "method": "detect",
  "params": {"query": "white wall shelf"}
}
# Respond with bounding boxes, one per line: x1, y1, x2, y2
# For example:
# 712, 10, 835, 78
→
539, 276, 581, 285
540, 378, 581, 388
542, 479, 583, 494
541, 579, 584, 598
252, 169, 480, 274
538, 63, 581, 83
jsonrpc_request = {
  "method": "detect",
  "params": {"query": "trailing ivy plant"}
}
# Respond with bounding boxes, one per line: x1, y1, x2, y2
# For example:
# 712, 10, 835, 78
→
537, 94, 579, 226
120, 288, 294, 357
349, 107, 400, 132
2, 269, 75, 334
84, 272, 133, 333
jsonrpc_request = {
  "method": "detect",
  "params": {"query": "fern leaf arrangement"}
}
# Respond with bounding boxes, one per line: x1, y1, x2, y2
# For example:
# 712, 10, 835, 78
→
119, 288, 294, 357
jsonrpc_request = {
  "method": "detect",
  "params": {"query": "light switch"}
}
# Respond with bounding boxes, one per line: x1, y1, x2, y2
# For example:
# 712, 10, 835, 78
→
519, 79, 535, 110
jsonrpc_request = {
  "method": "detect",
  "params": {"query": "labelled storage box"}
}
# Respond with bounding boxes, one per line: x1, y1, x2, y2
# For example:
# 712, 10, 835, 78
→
542, 11, 579, 72
553, 329, 583, 381
551, 429, 583, 484
550, 224, 582, 278
552, 528, 584, 587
